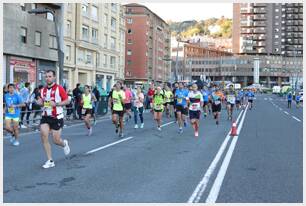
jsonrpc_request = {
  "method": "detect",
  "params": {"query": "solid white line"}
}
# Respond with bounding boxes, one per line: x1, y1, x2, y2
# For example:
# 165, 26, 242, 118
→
187, 109, 245, 203
85, 136, 134, 154
206, 104, 249, 203
292, 116, 301, 122
284, 111, 289, 115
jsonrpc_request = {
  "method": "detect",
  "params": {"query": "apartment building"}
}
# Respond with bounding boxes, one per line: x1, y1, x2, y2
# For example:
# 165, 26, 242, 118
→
233, 3, 303, 57
63, 3, 125, 92
124, 3, 171, 85
3, 3, 63, 88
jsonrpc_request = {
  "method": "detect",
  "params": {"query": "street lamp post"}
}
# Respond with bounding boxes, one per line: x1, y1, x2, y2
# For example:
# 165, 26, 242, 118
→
28, 8, 64, 86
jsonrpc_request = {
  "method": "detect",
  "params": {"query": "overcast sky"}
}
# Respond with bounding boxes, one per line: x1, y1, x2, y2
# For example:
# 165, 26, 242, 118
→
142, 3, 233, 22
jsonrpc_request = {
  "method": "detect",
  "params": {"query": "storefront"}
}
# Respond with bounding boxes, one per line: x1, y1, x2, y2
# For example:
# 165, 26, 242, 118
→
9, 56, 36, 89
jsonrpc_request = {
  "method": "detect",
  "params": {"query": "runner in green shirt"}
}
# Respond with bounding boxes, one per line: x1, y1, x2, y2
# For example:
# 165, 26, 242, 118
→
153, 86, 165, 131
108, 82, 126, 138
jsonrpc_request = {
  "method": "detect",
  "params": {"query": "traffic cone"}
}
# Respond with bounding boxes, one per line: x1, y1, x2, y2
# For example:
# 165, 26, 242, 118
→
230, 121, 238, 137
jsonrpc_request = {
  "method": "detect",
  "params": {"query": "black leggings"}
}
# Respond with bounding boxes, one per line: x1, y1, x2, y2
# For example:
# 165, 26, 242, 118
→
133, 106, 144, 124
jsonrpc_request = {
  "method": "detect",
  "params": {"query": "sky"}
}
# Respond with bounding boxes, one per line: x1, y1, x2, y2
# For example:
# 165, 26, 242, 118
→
142, 3, 233, 22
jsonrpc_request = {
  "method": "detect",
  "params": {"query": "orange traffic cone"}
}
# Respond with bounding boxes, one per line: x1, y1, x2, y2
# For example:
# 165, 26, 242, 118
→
230, 121, 238, 137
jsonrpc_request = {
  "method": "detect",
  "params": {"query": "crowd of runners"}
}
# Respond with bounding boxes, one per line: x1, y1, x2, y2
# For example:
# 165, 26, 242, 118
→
4, 70, 257, 169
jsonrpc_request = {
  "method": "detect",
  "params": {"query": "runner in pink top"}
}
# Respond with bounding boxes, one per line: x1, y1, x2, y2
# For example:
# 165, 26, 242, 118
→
123, 85, 133, 122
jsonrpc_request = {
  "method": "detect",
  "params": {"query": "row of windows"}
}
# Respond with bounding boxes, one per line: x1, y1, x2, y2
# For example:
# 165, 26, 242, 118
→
191, 59, 249, 65
20, 27, 57, 49
81, 3, 118, 21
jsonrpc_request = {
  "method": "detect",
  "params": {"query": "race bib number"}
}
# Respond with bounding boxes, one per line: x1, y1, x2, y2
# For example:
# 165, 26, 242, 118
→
191, 103, 197, 110
8, 106, 15, 114
227, 95, 235, 103
177, 98, 183, 104
44, 101, 51, 108
214, 100, 221, 105
113, 98, 118, 104
155, 104, 162, 110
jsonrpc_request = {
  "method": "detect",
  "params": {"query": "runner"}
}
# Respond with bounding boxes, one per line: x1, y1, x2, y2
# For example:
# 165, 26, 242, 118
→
4, 83, 25, 146
132, 86, 145, 129
247, 89, 255, 110
175, 82, 189, 134
236, 89, 244, 110
225, 85, 236, 120
164, 85, 174, 118
123, 85, 133, 122
211, 87, 225, 125
36, 70, 71, 169
172, 83, 179, 122
202, 86, 210, 117
81, 85, 97, 136
187, 83, 203, 137
147, 83, 155, 113
109, 82, 126, 137
153, 86, 165, 131
287, 92, 293, 109
295, 92, 301, 108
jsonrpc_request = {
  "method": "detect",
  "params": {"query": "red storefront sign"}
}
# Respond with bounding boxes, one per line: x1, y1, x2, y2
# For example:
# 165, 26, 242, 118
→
10, 58, 36, 83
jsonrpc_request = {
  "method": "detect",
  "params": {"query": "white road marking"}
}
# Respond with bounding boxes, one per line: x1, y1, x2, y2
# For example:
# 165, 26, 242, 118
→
85, 136, 134, 154
264, 98, 267, 100
187, 109, 245, 203
284, 111, 289, 115
161, 121, 175, 128
292, 116, 302, 122
279, 108, 283, 111
85, 121, 175, 155
206, 104, 249, 203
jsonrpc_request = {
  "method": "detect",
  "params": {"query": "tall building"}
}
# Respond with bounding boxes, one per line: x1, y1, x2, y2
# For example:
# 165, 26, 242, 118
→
233, 3, 303, 57
63, 3, 125, 92
3, 3, 63, 88
124, 3, 171, 85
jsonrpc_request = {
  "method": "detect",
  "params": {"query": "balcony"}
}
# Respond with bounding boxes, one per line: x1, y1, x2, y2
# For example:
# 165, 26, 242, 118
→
240, 8, 253, 14
258, 35, 266, 40
241, 29, 253, 34
258, 42, 266, 46
253, 15, 266, 20
254, 28, 266, 33
253, 21, 266, 27
253, 3, 266, 7
258, 48, 266, 53
241, 21, 253, 27
286, 27, 293, 32
253, 8, 266, 13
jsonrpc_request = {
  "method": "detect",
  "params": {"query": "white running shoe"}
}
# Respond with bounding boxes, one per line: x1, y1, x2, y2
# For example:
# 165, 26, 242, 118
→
12, 139, 20, 146
157, 126, 161, 131
134, 124, 138, 129
42, 160, 55, 169
140, 123, 144, 128
63, 139, 70, 155
20, 124, 27, 129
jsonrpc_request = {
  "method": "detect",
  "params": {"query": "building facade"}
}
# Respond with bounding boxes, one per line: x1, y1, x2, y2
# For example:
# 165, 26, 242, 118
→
63, 3, 125, 92
3, 3, 63, 88
124, 3, 171, 85
188, 55, 303, 88
233, 3, 303, 57
171, 37, 233, 82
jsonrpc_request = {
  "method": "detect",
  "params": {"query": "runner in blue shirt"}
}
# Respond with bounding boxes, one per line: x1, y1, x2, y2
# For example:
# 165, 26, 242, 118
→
287, 92, 293, 108
202, 87, 210, 117
247, 89, 255, 110
4, 83, 25, 146
175, 82, 189, 134
236, 90, 244, 110
295, 93, 301, 108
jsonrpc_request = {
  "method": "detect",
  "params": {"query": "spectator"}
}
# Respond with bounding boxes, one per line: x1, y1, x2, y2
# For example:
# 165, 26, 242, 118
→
73, 83, 82, 120
20, 82, 31, 128
29, 87, 42, 125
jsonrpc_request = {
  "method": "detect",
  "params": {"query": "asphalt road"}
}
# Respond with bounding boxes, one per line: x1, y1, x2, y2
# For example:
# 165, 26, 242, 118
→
3, 94, 303, 203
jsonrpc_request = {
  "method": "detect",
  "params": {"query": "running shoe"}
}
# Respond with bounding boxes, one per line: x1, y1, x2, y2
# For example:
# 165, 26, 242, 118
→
12, 139, 20, 146
178, 128, 183, 134
195, 131, 199, 137
20, 124, 27, 129
9, 134, 15, 143
63, 139, 70, 155
119, 132, 124, 138
140, 123, 144, 128
157, 126, 161, 131
42, 160, 55, 169
134, 124, 138, 129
